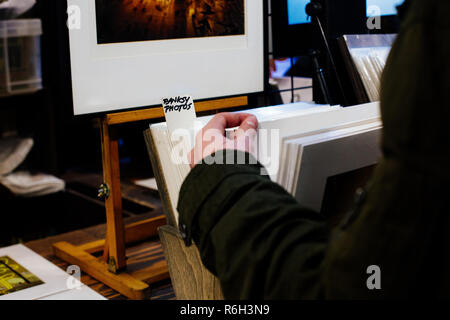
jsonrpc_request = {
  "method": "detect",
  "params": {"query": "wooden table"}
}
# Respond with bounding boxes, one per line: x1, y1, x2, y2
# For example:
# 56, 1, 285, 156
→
25, 214, 175, 300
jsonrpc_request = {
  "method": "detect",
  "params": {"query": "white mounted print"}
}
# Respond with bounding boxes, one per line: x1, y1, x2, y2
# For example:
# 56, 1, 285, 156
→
67, 0, 265, 115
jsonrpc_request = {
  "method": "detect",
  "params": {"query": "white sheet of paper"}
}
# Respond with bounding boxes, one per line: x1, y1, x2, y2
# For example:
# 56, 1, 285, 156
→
0, 244, 103, 300
162, 95, 197, 136
134, 178, 158, 191
38, 285, 106, 300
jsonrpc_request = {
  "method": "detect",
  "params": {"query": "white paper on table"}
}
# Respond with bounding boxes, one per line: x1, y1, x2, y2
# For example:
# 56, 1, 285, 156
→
38, 285, 106, 300
0, 244, 103, 300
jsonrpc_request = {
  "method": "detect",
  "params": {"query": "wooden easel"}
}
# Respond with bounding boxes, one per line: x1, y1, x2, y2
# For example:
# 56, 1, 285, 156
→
53, 96, 248, 300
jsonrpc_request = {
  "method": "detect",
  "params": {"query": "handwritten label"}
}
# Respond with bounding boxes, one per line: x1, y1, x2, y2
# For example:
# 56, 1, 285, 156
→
163, 96, 193, 113
162, 95, 197, 137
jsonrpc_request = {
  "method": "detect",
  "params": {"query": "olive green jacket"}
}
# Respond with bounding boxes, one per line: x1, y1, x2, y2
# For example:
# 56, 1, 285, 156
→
177, 0, 450, 299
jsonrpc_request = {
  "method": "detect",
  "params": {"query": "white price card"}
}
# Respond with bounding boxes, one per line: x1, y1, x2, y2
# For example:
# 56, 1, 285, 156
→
162, 95, 197, 136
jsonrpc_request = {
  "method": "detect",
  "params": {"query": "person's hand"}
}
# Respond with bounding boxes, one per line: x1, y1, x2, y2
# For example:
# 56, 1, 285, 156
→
188, 113, 258, 168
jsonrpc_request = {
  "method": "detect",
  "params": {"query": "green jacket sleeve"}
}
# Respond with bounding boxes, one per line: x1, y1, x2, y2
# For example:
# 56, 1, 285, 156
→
177, 150, 329, 299
177, 0, 450, 300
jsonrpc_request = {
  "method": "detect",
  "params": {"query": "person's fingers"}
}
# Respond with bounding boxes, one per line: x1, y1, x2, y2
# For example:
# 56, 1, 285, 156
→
202, 114, 227, 134
189, 113, 258, 169
203, 113, 257, 134
227, 113, 257, 129
237, 115, 258, 133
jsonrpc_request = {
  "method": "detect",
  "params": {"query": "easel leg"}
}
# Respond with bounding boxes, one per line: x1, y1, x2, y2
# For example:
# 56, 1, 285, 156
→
101, 119, 127, 273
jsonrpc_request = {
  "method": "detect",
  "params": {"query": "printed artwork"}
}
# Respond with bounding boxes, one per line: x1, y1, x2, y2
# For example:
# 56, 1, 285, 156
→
0, 256, 44, 296
95, 0, 246, 44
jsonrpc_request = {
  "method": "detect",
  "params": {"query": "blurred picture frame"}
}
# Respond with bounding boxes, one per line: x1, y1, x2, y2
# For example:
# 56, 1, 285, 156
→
67, 0, 265, 116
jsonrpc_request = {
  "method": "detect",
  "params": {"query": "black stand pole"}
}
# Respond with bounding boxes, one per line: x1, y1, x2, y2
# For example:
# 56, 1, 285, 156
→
305, 1, 348, 106
309, 49, 332, 105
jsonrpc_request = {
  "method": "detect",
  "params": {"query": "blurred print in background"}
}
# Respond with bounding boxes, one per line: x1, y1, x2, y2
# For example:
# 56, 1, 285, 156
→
95, 0, 246, 44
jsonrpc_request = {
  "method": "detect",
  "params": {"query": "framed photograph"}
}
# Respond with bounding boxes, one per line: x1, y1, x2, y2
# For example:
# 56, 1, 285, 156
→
67, 0, 265, 116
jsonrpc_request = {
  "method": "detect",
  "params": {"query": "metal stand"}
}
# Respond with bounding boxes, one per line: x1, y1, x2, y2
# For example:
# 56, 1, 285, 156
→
310, 49, 332, 105
306, 1, 348, 105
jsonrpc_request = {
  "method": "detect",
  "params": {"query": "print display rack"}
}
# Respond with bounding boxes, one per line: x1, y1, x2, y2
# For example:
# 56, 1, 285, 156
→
52, 96, 247, 300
